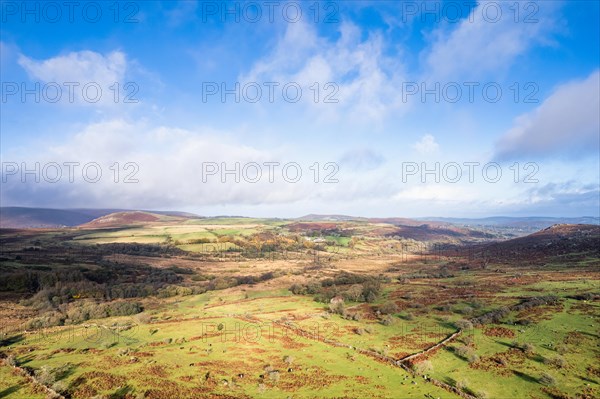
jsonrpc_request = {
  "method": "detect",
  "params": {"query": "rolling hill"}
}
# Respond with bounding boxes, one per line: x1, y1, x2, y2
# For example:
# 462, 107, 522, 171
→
0, 207, 200, 228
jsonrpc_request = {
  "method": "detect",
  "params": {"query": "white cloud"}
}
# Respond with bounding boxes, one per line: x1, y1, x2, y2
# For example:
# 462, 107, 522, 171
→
0, 119, 390, 209
2, 118, 597, 217
423, 0, 560, 80
17, 50, 128, 105
239, 20, 408, 123
413, 134, 440, 154
494, 70, 600, 160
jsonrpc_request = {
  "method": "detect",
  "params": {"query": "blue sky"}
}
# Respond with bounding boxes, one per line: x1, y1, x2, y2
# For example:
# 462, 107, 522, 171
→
1, 0, 599, 217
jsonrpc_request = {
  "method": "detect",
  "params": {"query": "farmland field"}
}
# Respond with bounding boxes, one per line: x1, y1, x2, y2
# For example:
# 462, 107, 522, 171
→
1, 216, 598, 399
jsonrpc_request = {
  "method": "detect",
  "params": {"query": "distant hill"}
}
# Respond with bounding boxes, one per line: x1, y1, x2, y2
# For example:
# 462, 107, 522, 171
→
298, 215, 600, 231
297, 214, 447, 227
421, 216, 600, 230
0, 207, 111, 228
288, 218, 496, 243
381, 223, 495, 242
79, 211, 190, 228
0, 207, 200, 228
461, 224, 600, 264
297, 214, 364, 222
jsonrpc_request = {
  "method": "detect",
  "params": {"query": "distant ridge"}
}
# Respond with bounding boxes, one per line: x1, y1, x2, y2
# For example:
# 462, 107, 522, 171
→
79, 211, 191, 228
421, 216, 600, 231
0, 207, 200, 228
298, 214, 600, 230
297, 214, 364, 221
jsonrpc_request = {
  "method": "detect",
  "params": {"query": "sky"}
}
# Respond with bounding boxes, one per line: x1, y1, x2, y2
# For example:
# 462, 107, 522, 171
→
0, 0, 599, 218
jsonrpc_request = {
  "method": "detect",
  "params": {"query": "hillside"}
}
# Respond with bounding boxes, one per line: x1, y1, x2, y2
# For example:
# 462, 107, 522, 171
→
0, 207, 115, 228
0, 207, 200, 228
79, 211, 189, 228
461, 224, 600, 264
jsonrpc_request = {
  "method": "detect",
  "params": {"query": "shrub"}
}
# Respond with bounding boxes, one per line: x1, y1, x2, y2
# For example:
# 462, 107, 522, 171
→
289, 284, 305, 295
283, 355, 294, 365
268, 371, 280, 382
5, 355, 17, 366
136, 313, 152, 324
539, 372, 556, 386
455, 319, 473, 330
362, 281, 382, 303
466, 353, 480, 363
379, 301, 399, 315
106, 301, 142, 316
35, 365, 55, 386
413, 360, 433, 375
476, 390, 488, 399
380, 315, 394, 326
51, 380, 68, 394
544, 356, 566, 369
522, 343, 535, 355
329, 301, 346, 316
344, 285, 364, 302
556, 344, 569, 355
458, 305, 473, 315
455, 345, 478, 363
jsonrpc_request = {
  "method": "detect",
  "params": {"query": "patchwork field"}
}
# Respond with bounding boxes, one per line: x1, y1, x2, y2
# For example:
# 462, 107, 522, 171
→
1, 216, 599, 398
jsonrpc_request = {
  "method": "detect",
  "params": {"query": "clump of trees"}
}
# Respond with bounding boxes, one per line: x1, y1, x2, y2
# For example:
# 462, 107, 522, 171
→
470, 306, 510, 325
25, 300, 143, 329
469, 296, 560, 326
289, 272, 387, 303
513, 296, 560, 311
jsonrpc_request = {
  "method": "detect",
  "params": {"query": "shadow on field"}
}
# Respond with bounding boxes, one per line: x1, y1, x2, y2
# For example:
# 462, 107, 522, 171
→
0, 334, 24, 347
54, 363, 77, 381
433, 317, 456, 330
530, 354, 545, 364
68, 374, 86, 394
513, 370, 538, 384
14, 353, 35, 365
109, 385, 134, 399
578, 375, 597, 384
581, 331, 599, 339
0, 385, 22, 398
443, 376, 457, 386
